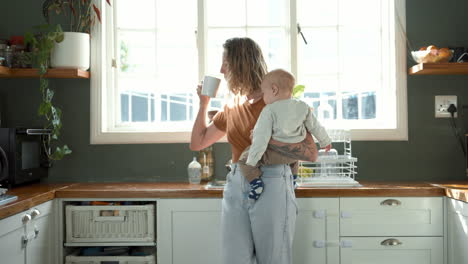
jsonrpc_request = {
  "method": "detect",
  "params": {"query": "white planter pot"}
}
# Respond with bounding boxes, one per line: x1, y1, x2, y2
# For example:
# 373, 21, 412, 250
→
51, 32, 90, 71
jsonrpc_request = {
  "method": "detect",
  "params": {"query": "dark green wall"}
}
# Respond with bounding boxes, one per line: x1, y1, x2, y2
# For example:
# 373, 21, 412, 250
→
1, 0, 468, 183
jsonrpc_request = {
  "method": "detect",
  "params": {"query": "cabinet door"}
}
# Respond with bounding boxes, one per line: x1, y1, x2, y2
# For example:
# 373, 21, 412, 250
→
447, 198, 468, 264
293, 198, 339, 264
25, 200, 55, 264
26, 212, 53, 264
158, 199, 222, 264
0, 213, 26, 264
340, 237, 443, 264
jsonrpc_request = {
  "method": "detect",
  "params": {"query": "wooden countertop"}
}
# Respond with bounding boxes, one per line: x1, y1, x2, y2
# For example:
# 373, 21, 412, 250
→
54, 181, 446, 198
3, 181, 468, 220
0, 183, 73, 220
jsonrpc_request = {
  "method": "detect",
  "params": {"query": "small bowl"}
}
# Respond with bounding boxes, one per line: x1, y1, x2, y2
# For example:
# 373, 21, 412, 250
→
411, 49, 453, 63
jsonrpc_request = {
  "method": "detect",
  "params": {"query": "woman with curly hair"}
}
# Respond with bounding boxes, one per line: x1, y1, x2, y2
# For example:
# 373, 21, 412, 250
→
190, 37, 317, 264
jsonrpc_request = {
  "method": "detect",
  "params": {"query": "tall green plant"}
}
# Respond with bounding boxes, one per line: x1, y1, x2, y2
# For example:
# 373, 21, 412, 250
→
25, 24, 72, 163
43, 0, 111, 33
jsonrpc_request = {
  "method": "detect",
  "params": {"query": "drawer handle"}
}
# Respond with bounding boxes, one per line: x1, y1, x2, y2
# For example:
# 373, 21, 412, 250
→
31, 209, 41, 219
381, 238, 403, 246
380, 199, 401, 206
94, 216, 126, 222
22, 214, 31, 224
93, 210, 126, 222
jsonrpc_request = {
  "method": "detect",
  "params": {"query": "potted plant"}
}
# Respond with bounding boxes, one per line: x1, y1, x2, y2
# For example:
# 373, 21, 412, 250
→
42, 0, 111, 70
25, 24, 72, 163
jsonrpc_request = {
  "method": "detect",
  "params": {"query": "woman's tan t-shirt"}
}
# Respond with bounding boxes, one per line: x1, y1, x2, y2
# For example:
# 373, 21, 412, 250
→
212, 96, 266, 163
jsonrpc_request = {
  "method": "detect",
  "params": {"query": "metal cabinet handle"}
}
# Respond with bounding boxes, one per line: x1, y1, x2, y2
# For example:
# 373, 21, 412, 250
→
34, 226, 40, 238
22, 236, 28, 248
22, 214, 31, 224
380, 199, 401, 206
31, 209, 41, 219
381, 238, 403, 246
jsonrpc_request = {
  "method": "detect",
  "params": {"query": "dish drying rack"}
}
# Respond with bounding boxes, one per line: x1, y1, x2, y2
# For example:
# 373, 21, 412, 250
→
298, 129, 360, 187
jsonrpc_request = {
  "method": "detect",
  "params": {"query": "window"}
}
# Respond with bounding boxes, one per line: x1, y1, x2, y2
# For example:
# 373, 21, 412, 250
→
91, 0, 407, 144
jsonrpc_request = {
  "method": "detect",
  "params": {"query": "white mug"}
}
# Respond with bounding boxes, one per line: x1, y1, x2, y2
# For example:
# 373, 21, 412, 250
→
201, 76, 221, 98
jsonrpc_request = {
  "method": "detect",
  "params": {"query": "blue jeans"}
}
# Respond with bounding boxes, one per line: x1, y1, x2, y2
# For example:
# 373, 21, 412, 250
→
221, 163, 298, 264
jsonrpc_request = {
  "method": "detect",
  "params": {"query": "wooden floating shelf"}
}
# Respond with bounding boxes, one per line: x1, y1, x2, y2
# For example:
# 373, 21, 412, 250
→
409, 62, 468, 75
0, 66, 89, 79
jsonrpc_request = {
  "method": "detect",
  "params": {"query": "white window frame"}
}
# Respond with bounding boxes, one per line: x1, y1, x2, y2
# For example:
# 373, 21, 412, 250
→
90, 0, 407, 144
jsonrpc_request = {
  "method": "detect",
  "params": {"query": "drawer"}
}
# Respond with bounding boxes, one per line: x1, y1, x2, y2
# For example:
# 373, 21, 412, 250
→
340, 197, 443, 236
340, 236, 443, 264
65, 204, 155, 243
65, 254, 156, 264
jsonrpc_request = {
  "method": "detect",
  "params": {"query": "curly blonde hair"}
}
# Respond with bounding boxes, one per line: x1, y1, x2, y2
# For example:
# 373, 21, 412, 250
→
223, 37, 268, 96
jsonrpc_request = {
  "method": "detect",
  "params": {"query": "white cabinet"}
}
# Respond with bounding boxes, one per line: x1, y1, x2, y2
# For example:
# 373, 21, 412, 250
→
157, 198, 339, 264
157, 197, 445, 264
293, 198, 339, 264
0, 200, 55, 264
339, 197, 444, 264
158, 199, 222, 264
447, 197, 468, 264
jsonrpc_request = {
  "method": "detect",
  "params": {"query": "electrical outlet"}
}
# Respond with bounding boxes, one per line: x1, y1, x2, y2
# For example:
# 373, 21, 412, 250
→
435, 95, 457, 118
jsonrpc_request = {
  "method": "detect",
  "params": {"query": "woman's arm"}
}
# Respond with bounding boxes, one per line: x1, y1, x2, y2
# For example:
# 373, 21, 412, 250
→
267, 133, 318, 162
190, 85, 225, 151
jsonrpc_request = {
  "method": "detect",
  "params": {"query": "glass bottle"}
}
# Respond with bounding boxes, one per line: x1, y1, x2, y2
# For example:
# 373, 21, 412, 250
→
187, 157, 202, 184
198, 145, 214, 182
4, 46, 13, 68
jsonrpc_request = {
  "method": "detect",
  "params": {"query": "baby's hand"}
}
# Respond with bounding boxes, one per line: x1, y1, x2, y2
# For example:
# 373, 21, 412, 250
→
323, 144, 332, 152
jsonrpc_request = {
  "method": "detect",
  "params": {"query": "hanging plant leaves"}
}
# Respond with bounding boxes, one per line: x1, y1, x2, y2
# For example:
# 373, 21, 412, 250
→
92, 4, 101, 23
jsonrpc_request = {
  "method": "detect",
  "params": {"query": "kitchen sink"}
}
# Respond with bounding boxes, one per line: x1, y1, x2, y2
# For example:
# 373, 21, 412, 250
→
205, 180, 226, 190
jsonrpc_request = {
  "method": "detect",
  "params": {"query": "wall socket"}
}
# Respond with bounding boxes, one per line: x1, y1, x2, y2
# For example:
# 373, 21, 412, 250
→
435, 95, 457, 118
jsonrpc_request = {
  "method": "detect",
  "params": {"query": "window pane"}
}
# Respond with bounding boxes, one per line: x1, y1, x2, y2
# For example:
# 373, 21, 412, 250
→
298, 28, 338, 76
117, 0, 155, 29
339, 0, 381, 27
342, 92, 358, 120
132, 92, 149, 122
297, 0, 337, 27
117, 31, 156, 75
121, 93, 129, 122
248, 29, 289, 70
156, 0, 197, 28
340, 28, 381, 77
207, 0, 245, 27
156, 28, 198, 90
361, 92, 376, 119
247, 0, 288, 26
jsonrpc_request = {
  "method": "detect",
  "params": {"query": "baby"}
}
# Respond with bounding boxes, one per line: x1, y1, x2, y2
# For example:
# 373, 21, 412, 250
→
238, 69, 331, 201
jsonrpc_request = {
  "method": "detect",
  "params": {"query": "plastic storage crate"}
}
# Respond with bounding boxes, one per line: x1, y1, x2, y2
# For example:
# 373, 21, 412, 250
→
65, 204, 155, 243
298, 129, 360, 187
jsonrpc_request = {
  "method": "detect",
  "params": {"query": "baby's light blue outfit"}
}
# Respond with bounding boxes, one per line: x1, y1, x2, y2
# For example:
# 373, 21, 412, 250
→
221, 163, 297, 264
